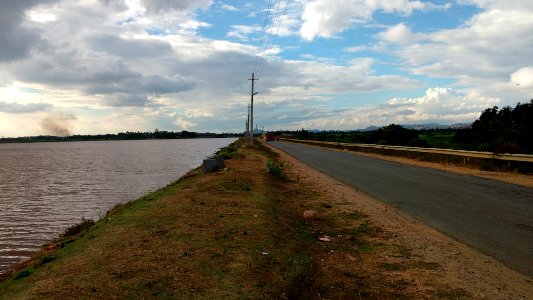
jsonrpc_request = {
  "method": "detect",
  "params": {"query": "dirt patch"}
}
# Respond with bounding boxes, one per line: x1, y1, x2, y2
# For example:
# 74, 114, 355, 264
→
267, 142, 533, 299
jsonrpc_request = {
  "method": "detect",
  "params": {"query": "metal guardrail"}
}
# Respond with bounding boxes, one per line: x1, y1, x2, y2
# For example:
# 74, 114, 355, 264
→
281, 138, 533, 163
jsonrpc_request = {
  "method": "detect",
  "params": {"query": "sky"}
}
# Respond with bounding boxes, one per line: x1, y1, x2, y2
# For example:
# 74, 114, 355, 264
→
0, 0, 532, 137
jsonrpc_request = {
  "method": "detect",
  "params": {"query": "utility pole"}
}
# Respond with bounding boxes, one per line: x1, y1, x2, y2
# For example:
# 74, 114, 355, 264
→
248, 73, 258, 146
245, 104, 250, 138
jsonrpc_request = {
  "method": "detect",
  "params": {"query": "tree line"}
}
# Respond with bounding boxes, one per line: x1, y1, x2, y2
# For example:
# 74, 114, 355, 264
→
454, 100, 533, 153
288, 100, 533, 154
0, 130, 240, 143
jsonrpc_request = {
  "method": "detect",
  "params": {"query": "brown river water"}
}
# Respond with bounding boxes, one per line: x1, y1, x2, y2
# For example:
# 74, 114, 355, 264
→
0, 138, 235, 274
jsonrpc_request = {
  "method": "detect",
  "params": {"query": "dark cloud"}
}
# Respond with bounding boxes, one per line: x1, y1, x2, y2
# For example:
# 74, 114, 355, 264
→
0, 100, 52, 114
9, 47, 195, 107
142, 74, 196, 94
103, 94, 150, 107
0, 1, 58, 62
11, 50, 138, 88
141, 0, 212, 14
88, 34, 174, 59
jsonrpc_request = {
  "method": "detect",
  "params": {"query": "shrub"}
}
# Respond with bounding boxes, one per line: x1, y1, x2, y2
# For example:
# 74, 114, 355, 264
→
14, 270, 32, 280
217, 140, 243, 159
266, 159, 285, 178
60, 217, 95, 239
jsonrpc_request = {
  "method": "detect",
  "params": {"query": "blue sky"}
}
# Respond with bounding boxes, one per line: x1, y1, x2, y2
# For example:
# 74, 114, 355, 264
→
0, 0, 532, 137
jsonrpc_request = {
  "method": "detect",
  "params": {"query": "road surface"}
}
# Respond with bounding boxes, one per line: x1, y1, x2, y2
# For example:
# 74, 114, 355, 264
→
270, 140, 533, 276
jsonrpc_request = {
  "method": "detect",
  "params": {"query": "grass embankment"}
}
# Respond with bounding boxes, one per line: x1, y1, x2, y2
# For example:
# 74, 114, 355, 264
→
0, 140, 467, 299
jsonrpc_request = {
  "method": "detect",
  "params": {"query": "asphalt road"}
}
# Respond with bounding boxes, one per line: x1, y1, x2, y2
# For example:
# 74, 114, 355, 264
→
270, 140, 533, 276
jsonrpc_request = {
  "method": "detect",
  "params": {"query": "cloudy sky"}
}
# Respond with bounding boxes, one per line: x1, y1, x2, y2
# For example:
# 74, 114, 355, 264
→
0, 0, 532, 137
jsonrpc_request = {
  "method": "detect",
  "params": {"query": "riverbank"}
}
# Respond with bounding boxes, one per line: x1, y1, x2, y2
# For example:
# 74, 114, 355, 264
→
1, 140, 531, 298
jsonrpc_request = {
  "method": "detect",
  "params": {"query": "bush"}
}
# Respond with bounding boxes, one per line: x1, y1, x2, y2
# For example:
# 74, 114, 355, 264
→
14, 270, 32, 280
60, 217, 95, 239
217, 140, 242, 159
266, 159, 285, 178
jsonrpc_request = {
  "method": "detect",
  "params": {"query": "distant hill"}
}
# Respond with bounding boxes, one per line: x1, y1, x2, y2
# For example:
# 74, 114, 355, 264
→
402, 123, 471, 130
360, 123, 470, 131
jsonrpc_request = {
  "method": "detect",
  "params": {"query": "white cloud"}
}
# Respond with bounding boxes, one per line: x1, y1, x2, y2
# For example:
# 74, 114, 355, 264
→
253, 57, 421, 104
179, 19, 211, 30
396, 9, 533, 78
457, 0, 533, 11
373, 3, 533, 106
300, 0, 359, 41
227, 25, 261, 41
220, 3, 239, 12
344, 43, 385, 53
378, 23, 421, 44
298, 87, 499, 130
510, 67, 533, 89
300, 0, 448, 40
27, 10, 57, 23
174, 117, 195, 130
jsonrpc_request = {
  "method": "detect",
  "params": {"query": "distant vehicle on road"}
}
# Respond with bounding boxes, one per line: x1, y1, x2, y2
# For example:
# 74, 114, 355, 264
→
265, 133, 275, 141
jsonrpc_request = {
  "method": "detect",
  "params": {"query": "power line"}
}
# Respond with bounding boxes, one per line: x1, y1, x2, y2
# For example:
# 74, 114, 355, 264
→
256, 0, 290, 79
254, 0, 283, 77
252, 0, 274, 74
252, 0, 289, 78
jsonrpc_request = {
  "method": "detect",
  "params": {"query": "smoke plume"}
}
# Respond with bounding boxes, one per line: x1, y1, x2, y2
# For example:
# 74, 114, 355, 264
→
40, 112, 76, 136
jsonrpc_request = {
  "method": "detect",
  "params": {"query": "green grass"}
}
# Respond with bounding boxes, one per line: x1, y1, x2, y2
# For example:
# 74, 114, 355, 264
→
216, 139, 244, 159
419, 132, 456, 148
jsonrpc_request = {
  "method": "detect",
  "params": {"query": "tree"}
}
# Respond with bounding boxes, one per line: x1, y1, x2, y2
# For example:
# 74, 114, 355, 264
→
364, 124, 426, 146
453, 100, 533, 153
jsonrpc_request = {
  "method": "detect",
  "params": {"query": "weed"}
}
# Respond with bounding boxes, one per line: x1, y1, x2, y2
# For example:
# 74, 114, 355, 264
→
516, 164, 533, 174
60, 218, 95, 240
353, 221, 371, 236
221, 178, 253, 191
37, 255, 56, 266
380, 263, 407, 271
283, 253, 318, 298
266, 159, 285, 178
217, 140, 242, 159
479, 160, 495, 171
390, 244, 412, 259
254, 142, 280, 159
344, 211, 364, 220
415, 261, 441, 270
13, 270, 32, 281
434, 288, 470, 299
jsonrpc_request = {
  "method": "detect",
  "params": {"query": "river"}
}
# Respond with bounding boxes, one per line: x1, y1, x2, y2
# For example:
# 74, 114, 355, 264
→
0, 138, 235, 274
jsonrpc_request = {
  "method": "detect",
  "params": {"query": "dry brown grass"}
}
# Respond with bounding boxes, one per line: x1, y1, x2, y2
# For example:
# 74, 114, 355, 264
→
1, 140, 472, 299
